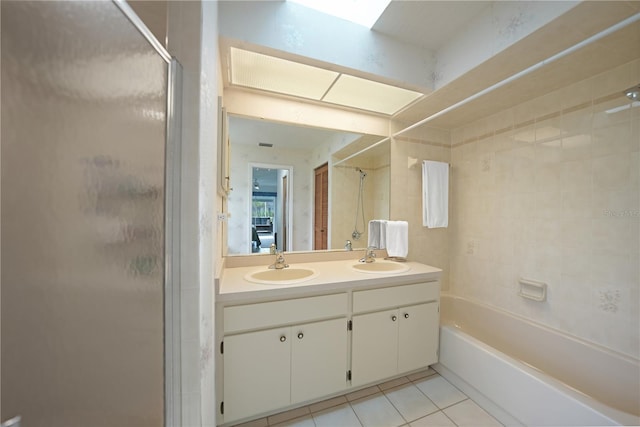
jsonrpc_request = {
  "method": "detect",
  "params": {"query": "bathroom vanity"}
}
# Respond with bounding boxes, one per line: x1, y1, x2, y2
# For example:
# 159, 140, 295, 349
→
215, 253, 442, 426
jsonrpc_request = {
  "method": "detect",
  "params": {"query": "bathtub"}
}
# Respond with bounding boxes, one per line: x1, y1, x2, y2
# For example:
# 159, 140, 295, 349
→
435, 294, 640, 426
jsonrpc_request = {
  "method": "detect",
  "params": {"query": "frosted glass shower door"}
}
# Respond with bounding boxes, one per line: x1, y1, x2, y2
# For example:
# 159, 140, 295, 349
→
1, 2, 169, 426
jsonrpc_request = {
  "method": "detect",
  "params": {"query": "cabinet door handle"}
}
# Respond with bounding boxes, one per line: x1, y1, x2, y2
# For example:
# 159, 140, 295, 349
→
297, 332, 304, 339
404, 313, 409, 319
280, 335, 286, 342
391, 315, 397, 321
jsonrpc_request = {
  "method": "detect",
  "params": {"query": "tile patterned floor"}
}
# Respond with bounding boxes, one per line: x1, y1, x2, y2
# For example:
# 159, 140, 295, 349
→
232, 369, 503, 427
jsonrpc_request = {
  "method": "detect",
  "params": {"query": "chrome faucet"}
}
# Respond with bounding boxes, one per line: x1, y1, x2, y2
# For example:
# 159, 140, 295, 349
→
345, 240, 352, 251
360, 246, 376, 263
269, 251, 289, 270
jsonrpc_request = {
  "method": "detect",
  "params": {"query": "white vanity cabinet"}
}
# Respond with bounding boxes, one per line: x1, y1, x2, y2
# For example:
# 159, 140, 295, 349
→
351, 281, 440, 387
223, 327, 291, 420
290, 317, 348, 404
218, 265, 442, 426
221, 293, 349, 423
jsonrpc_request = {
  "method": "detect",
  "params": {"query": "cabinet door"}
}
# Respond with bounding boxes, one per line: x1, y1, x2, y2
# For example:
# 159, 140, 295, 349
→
398, 302, 439, 373
291, 318, 347, 404
223, 327, 291, 423
351, 309, 398, 387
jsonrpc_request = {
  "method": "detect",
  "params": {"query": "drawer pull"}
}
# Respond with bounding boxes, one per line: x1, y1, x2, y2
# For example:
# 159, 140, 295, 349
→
404, 313, 409, 319
297, 332, 304, 339
391, 315, 397, 322
280, 335, 286, 342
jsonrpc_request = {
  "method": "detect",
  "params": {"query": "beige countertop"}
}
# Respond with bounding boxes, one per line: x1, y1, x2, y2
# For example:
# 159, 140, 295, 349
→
217, 256, 442, 303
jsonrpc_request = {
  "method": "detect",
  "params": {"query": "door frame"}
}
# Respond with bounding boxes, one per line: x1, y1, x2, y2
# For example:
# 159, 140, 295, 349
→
313, 163, 329, 250
247, 162, 293, 253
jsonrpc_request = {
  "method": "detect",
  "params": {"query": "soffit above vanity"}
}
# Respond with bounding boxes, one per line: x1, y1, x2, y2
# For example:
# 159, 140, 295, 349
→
218, 1, 640, 133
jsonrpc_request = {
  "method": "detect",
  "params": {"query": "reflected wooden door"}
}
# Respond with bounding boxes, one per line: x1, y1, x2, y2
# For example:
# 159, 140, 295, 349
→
314, 163, 328, 250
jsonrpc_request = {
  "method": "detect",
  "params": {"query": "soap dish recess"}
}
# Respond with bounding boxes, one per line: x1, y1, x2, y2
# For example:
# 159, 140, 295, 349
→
518, 278, 547, 302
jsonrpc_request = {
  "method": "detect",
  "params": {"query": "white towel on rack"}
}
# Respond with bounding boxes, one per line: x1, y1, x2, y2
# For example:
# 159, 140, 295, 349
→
422, 160, 449, 228
386, 220, 408, 258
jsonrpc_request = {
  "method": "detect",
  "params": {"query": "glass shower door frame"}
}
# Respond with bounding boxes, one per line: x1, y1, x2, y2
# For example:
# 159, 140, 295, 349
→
107, 2, 184, 425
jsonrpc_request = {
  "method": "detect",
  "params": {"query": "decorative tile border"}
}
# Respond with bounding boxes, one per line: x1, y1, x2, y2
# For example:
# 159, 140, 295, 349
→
394, 135, 450, 148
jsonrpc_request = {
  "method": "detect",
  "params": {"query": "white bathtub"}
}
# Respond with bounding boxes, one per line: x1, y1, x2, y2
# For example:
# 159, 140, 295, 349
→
435, 295, 640, 426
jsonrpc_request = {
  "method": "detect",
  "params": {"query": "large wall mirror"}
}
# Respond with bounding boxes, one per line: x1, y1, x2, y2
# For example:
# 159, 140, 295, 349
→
226, 115, 390, 255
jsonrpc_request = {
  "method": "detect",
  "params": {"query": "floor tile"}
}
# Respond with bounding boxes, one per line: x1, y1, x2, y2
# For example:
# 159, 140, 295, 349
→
350, 393, 406, 427
384, 383, 439, 422
312, 403, 362, 427
271, 415, 316, 427
443, 399, 503, 426
414, 375, 467, 409
409, 411, 456, 427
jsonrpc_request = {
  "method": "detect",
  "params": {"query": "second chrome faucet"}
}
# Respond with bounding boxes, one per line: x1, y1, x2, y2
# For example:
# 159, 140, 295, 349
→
359, 246, 376, 263
269, 251, 289, 270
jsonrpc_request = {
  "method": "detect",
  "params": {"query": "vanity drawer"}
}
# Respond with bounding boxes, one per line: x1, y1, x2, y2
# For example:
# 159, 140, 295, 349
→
353, 281, 439, 313
224, 293, 348, 334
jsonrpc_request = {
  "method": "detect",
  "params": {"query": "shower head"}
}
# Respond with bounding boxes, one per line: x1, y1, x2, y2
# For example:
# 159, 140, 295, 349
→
356, 168, 367, 178
624, 84, 640, 101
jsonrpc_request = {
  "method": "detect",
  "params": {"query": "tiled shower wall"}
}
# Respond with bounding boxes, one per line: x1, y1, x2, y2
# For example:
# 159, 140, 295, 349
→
390, 129, 452, 289
331, 160, 390, 250
449, 59, 639, 358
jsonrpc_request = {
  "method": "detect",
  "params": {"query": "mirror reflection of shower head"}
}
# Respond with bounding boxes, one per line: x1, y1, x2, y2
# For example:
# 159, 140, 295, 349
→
624, 84, 640, 101
352, 167, 367, 240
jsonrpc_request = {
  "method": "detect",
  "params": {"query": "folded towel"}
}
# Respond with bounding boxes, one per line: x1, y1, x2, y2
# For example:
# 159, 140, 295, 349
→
368, 220, 381, 248
379, 220, 388, 250
422, 160, 449, 228
386, 220, 408, 258
368, 220, 389, 249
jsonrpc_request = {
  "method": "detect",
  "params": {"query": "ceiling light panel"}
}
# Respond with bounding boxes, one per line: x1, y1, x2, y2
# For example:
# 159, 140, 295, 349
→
230, 47, 339, 100
323, 74, 423, 115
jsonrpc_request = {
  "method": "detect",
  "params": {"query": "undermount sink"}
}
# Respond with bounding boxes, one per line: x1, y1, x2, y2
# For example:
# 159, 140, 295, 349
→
351, 260, 410, 274
244, 267, 319, 285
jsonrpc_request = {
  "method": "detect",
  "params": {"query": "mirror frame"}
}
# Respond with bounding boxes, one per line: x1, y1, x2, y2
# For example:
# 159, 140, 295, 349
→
217, 96, 231, 196
225, 115, 390, 256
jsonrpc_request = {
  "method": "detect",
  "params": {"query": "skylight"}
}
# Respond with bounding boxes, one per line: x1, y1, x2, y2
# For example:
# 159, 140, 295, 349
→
288, 0, 391, 28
